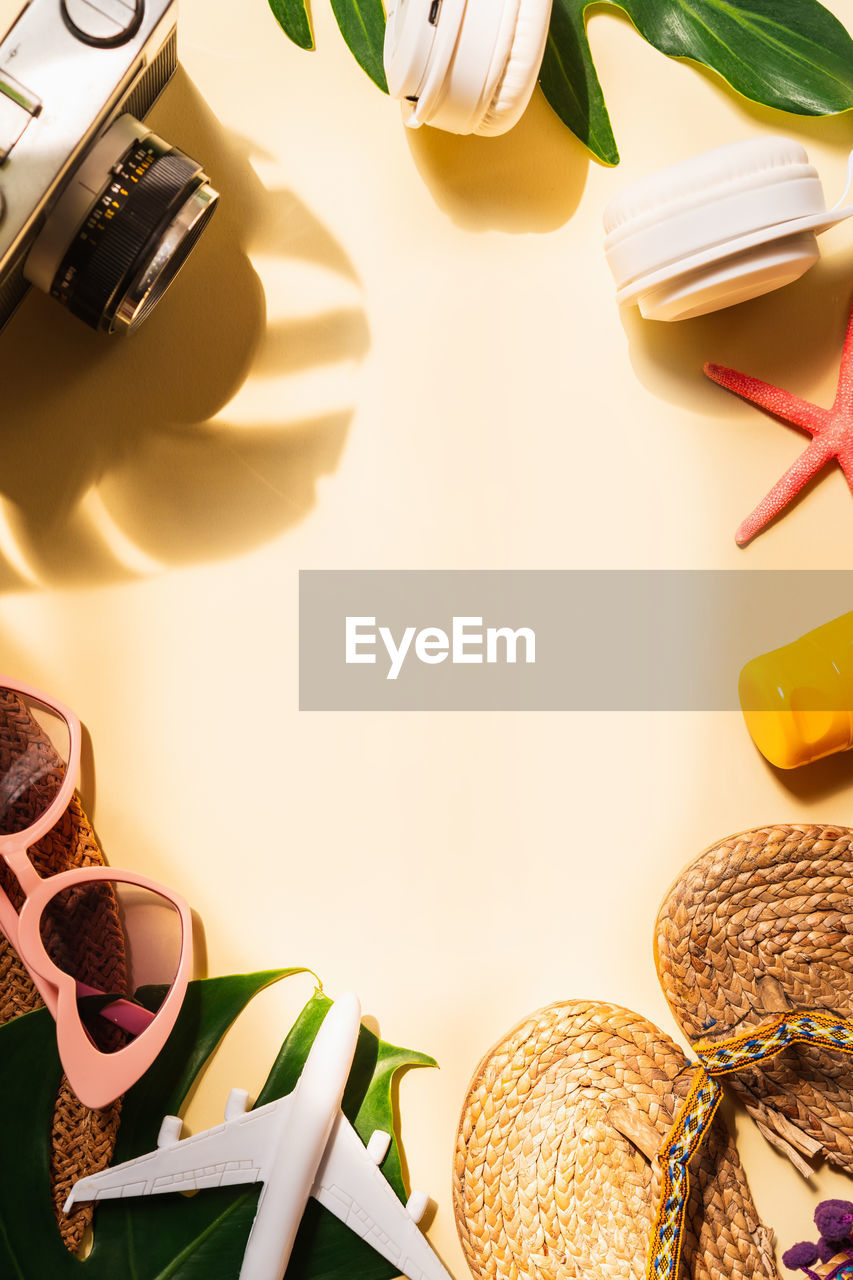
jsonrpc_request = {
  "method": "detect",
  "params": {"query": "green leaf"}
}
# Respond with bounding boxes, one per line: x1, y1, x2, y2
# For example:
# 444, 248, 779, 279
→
543, 0, 853, 164
0, 971, 435, 1280
269, 0, 315, 51
540, 2, 619, 165
329, 0, 389, 92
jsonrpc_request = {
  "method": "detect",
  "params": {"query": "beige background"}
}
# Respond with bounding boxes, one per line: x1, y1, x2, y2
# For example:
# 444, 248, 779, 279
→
1, 0, 853, 1270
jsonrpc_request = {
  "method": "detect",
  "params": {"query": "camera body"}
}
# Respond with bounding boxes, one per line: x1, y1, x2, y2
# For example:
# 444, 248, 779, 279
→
0, 0, 217, 334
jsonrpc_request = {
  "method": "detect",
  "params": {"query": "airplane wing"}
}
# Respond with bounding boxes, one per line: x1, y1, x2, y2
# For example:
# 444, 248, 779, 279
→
311, 1114, 455, 1280
64, 1093, 291, 1211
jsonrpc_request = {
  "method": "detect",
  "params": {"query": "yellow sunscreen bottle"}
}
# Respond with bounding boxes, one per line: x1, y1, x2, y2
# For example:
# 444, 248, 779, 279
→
739, 610, 853, 769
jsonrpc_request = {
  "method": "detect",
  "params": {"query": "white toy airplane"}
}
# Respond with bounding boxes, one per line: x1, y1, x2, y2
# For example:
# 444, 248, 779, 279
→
65, 992, 454, 1280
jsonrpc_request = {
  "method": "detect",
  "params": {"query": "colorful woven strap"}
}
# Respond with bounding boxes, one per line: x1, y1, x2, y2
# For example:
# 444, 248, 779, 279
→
645, 1012, 853, 1280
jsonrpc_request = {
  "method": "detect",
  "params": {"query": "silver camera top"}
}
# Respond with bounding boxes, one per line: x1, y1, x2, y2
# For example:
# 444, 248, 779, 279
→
0, 0, 218, 334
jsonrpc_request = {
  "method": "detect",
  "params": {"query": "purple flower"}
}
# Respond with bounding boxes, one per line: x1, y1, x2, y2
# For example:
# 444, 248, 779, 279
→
815, 1200, 853, 1242
782, 1241, 820, 1269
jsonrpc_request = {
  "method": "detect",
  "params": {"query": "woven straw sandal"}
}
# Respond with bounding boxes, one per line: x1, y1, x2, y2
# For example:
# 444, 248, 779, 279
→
453, 1000, 777, 1280
0, 689, 125, 1253
655, 824, 853, 1177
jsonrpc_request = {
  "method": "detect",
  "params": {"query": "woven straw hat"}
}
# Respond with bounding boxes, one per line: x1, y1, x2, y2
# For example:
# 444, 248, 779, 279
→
0, 689, 125, 1253
655, 823, 853, 1176
453, 999, 776, 1280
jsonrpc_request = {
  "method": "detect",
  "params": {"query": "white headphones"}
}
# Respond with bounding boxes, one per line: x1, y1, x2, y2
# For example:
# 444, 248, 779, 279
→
383, 0, 554, 136
603, 136, 853, 322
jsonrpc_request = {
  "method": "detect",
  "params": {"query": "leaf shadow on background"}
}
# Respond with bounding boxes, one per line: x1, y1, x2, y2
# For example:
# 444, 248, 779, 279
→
403, 88, 590, 233
0, 71, 369, 590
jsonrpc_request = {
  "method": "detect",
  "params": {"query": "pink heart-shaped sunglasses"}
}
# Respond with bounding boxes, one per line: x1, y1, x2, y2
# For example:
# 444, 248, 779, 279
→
0, 676, 192, 1109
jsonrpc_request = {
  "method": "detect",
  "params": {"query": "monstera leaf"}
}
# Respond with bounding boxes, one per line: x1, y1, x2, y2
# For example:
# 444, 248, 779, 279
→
0, 970, 436, 1279
268, 0, 853, 164
541, 0, 853, 164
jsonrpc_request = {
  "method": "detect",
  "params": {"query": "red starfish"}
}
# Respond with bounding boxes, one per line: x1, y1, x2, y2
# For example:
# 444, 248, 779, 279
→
705, 302, 853, 546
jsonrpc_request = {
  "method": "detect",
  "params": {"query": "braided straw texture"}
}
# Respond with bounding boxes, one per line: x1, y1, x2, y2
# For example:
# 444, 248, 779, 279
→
453, 1000, 776, 1280
0, 690, 127, 1253
655, 824, 853, 1173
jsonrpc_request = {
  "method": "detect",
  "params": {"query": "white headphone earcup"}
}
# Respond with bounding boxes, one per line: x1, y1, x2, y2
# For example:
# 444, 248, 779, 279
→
602, 137, 831, 321
603, 137, 811, 237
475, 0, 553, 137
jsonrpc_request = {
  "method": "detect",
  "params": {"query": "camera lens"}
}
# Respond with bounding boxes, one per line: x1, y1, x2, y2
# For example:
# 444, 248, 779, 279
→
25, 115, 218, 334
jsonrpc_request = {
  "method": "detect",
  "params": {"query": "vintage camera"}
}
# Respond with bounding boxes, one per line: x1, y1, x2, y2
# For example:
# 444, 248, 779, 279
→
0, 0, 218, 335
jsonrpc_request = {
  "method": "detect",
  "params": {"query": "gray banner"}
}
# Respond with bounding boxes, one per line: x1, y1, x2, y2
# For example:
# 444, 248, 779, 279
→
299, 570, 853, 711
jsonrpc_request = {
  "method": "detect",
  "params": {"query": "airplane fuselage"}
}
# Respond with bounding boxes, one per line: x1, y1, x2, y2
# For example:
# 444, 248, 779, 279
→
238, 992, 362, 1280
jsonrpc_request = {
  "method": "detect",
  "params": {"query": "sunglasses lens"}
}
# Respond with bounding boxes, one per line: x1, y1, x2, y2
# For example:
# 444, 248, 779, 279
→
0, 689, 70, 835
39, 879, 184, 1054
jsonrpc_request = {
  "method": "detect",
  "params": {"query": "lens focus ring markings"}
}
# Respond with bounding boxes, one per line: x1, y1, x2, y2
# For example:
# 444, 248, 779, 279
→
52, 143, 154, 310
53, 138, 203, 331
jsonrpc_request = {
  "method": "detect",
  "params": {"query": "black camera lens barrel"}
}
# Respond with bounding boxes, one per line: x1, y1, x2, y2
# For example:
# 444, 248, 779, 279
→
51, 134, 216, 333
25, 116, 218, 334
